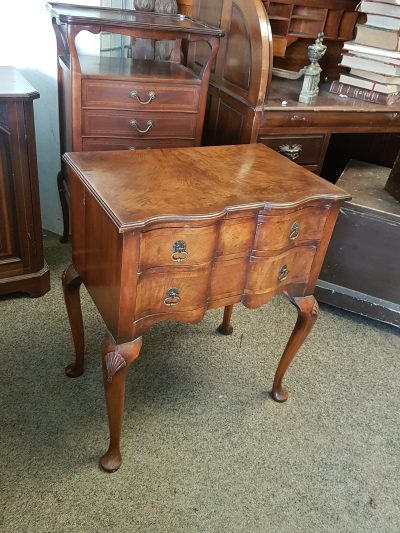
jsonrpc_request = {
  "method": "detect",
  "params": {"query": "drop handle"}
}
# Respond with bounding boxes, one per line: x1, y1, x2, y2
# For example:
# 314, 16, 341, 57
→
289, 221, 300, 241
164, 288, 181, 307
278, 144, 302, 161
278, 264, 289, 282
171, 240, 189, 262
129, 119, 153, 134
130, 90, 156, 105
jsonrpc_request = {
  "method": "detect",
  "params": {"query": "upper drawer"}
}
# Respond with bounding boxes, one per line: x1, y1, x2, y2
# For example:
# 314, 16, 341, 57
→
82, 80, 201, 112
255, 206, 329, 252
260, 110, 400, 133
139, 225, 218, 271
258, 135, 328, 166
82, 110, 197, 138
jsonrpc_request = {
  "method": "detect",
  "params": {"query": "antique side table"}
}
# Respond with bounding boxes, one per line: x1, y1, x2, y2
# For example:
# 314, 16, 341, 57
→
62, 143, 350, 472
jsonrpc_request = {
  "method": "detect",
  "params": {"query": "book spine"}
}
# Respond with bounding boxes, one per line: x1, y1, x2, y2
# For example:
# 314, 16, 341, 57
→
329, 80, 395, 104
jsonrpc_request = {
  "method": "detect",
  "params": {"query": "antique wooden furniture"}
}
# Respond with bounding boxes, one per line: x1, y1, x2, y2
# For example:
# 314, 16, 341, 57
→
0, 67, 50, 297
193, 0, 400, 171
47, 2, 223, 242
192, 0, 400, 325
316, 160, 400, 327
62, 143, 349, 472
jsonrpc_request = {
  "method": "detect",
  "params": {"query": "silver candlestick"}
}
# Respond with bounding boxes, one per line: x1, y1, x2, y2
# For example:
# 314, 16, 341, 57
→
299, 33, 327, 104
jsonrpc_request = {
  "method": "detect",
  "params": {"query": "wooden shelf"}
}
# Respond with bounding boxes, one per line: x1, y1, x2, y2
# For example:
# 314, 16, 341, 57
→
261, 0, 360, 59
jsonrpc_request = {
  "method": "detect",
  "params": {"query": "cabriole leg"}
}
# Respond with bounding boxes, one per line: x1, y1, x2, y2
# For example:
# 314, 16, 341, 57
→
100, 331, 143, 473
217, 305, 234, 336
272, 295, 319, 402
62, 263, 84, 378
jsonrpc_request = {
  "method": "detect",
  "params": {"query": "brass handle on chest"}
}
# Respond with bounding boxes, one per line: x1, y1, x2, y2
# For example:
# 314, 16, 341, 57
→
278, 264, 289, 282
164, 288, 181, 307
278, 144, 302, 161
289, 221, 300, 241
171, 240, 189, 262
130, 90, 156, 105
129, 119, 153, 134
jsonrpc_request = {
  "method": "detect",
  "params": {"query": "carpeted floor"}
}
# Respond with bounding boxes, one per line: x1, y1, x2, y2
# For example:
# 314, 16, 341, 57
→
1, 233, 399, 533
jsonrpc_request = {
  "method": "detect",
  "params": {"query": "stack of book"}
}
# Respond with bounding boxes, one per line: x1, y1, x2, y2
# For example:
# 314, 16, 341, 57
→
330, 0, 400, 105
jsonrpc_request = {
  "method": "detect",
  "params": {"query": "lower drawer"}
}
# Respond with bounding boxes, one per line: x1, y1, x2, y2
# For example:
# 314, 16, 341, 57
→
82, 137, 196, 151
135, 265, 210, 319
246, 246, 316, 294
258, 134, 329, 168
82, 109, 197, 138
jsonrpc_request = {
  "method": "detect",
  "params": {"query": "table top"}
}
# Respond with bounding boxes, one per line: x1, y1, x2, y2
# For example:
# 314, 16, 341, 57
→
46, 2, 224, 36
0, 67, 39, 100
266, 78, 400, 113
63, 144, 350, 232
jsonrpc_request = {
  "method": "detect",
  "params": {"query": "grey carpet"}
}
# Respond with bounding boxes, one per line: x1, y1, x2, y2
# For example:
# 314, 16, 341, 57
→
0, 233, 399, 533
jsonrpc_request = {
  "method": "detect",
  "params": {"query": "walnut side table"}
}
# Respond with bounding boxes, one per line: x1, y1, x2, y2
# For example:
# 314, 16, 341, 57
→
62, 144, 350, 472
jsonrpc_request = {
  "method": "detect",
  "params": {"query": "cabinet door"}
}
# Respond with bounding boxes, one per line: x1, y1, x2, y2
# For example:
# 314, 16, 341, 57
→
0, 102, 31, 278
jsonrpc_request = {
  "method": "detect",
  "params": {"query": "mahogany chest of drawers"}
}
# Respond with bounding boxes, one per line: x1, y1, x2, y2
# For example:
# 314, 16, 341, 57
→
47, 2, 223, 241
62, 143, 349, 471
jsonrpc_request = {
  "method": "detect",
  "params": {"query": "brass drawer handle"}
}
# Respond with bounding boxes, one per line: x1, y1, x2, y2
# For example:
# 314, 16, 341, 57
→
171, 240, 188, 263
278, 264, 289, 282
129, 119, 153, 134
164, 288, 180, 307
278, 144, 302, 161
289, 221, 300, 241
130, 90, 156, 105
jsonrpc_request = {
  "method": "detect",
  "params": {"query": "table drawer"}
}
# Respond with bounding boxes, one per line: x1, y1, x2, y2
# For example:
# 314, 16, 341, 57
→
258, 135, 328, 166
139, 225, 218, 270
82, 79, 200, 112
247, 246, 316, 294
136, 265, 210, 318
82, 110, 197, 138
255, 206, 329, 252
260, 110, 400, 133
82, 137, 196, 151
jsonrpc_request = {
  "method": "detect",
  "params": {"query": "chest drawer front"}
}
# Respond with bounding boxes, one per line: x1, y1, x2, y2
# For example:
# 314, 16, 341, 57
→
258, 135, 328, 166
82, 110, 197, 138
136, 265, 210, 318
82, 80, 200, 112
255, 206, 329, 252
140, 225, 218, 270
247, 246, 316, 294
82, 137, 196, 151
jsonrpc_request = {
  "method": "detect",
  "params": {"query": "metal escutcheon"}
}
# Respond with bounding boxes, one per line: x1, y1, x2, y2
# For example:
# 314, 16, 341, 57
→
171, 240, 188, 262
130, 90, 156, 105
289, 221, 300, 241
129, 119, 153, 134
278, 143, 302, 161
278, 264, 289, 282
164, 288, 181, 307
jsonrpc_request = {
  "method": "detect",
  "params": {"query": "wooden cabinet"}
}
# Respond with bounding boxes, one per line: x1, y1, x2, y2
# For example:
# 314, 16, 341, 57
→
0, 68, 50, 297
47, 2, 223, 241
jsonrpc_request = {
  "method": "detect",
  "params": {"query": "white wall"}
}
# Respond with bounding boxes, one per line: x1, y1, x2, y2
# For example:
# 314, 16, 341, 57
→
0, 0, 100, 235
